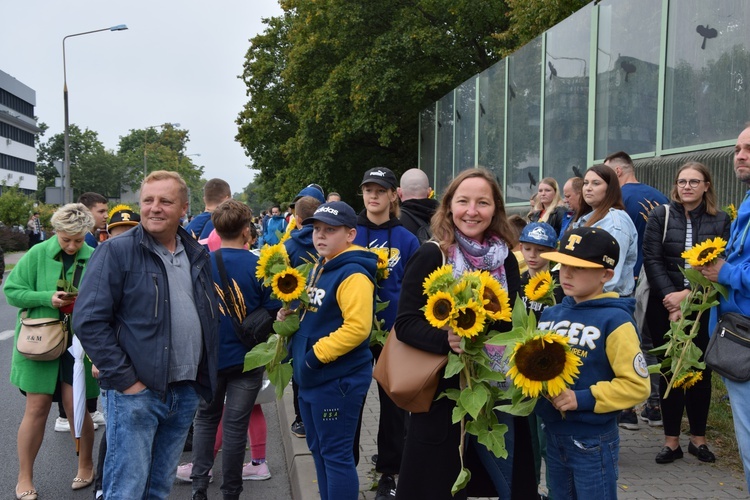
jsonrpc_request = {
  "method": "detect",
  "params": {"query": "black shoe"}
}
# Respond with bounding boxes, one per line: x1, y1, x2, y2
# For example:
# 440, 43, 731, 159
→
688, 442, 716, 463
638, 404, 663, 427
617, 409, 639, 430
375, 474, 396, 500
192, 490, 208, 500
290, 419, 305, 438
655, 445, 684, 464
371, 454, 378, 466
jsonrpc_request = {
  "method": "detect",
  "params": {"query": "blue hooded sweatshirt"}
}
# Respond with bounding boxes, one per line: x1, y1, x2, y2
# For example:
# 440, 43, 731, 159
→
284, 225, 318, 267
291, 246, 377, 389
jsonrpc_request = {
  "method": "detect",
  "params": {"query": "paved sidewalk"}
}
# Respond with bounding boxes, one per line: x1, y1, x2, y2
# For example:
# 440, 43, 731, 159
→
279, 378, 750, 500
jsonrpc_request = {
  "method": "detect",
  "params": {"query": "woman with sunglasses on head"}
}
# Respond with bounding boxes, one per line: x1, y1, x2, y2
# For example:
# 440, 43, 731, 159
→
642, 162, 730, 465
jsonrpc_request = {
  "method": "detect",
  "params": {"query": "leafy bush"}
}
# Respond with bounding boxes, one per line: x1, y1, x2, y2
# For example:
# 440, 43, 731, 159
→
0, 224, 29, 252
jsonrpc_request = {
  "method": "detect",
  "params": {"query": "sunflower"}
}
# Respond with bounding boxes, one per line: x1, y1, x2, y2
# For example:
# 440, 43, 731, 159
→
422, 265, 455, 295
371, 248, 391, 281
479, 275, 512, 322
724, 203, 737, 222
525, 271, 553, 302
681, 237, 727, 267
673, 370, 703, 390
450, 299, 487, 338
507, 333, 581, 398
271, 267, 306, 302
256, 243, 289, 280
424, 291, 456, 328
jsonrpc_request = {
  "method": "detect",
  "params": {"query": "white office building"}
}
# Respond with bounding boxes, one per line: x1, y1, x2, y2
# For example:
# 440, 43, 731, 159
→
0, 69, 40, 196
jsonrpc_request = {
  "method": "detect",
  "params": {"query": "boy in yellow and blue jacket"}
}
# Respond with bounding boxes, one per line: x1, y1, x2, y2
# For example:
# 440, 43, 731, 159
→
536, 227, 650, 500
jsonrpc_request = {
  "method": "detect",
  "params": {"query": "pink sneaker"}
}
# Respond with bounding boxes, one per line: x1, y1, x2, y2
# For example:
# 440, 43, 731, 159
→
175, 462, 213, 483
242, 461, 271, 481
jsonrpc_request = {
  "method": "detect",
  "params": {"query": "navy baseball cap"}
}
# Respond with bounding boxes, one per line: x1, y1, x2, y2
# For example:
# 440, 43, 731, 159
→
541, 227, 619, 269
292, 186, 326, 204
360, 167, 397, 190
302, 201, 357, 228
519, 222, 557, 249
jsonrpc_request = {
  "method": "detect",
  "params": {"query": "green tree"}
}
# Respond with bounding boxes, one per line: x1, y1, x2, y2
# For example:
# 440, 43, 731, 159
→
237, 0, 516, 205
0, 182, 35, 226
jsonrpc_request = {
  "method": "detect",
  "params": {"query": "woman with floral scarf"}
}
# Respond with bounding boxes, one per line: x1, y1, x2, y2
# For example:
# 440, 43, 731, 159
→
393, 168, 537, 500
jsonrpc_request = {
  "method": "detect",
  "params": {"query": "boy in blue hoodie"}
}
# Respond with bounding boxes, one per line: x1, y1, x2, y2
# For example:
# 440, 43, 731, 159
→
278, 201, 377, 500
536, 227, 650, 500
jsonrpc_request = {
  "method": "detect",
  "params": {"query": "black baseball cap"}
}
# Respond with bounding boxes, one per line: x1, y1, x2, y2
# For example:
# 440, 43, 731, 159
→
302, 201, 357, 228
541, 227, 619, 269
360, 167, 397, 190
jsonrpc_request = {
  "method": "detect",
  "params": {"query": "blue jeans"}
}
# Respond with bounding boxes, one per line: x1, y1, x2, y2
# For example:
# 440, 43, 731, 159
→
104, 383, 200, 499
723, 377, 750, 491
545, 425, 619, 500
298, 366, 371, 500
471, 410, 514, 498
191, 367, 263, 498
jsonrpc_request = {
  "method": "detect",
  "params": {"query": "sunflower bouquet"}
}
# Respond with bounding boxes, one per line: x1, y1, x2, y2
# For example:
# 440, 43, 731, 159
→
523, 270, 559, 307
370, 247, 391, 347
489, 297, 583, 417
649, 237, 728, 398
244, 243, 311, 398
421, 265, 513, 494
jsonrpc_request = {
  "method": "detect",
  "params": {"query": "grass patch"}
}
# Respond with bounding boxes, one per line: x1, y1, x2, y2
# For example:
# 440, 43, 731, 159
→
706, 375, 741, 472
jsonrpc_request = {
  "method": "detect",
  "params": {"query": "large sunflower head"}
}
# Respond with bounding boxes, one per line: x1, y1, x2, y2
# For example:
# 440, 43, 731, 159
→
673, 370, 703, 389
449, 299, 487, 338
681, 237, 727, 267
424, 290, 456, 328
480, 275, 512, 322
423, 265, 455, 295
525, 271, 553, 302
271, 267, 306, 302
256, 243, 289, 281
508, 333, 581, 398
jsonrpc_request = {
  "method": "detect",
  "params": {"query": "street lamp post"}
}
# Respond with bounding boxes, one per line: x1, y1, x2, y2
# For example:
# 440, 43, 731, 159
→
63, 24, 128, 204
143, 122, 180, 179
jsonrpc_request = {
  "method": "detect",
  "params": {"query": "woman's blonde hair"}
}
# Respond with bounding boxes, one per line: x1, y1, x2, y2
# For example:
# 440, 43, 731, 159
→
431, 168, 515, 254
51, 203, 95, 236
532, 177, 564, 222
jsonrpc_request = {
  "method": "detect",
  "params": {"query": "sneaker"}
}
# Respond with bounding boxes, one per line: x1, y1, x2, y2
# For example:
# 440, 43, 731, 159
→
175, 463, 213, 483
192, 491, 208, 500
639, 404, 663, 427
375, 474, 396, 500
242, 461, 271, 481
55, 417, 70, 432
90, 410, 106, 426
290, 419, 305, 438
371, 454, 378, 466
617, 409, 639, 430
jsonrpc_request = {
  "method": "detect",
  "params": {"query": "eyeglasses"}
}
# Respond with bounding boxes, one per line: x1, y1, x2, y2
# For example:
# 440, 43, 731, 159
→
676, 179, 705, 188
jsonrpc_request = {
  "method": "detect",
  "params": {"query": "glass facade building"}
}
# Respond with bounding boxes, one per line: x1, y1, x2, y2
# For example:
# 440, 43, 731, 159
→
418, 0, 750, 208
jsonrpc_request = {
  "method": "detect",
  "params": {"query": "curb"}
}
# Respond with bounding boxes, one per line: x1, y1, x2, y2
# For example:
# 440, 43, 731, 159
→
277, 383, 319, 500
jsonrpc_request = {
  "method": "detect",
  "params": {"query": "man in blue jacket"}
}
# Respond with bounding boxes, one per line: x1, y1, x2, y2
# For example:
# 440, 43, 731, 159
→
701, 124, 750, 492
74, 170, 219, 500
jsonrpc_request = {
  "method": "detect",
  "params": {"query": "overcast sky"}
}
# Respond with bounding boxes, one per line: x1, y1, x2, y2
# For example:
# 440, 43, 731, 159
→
1, 0, 283, 194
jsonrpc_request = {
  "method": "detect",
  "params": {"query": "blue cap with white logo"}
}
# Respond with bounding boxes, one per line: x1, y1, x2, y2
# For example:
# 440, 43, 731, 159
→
519, 222, 558, 249
302, 201, 357, 228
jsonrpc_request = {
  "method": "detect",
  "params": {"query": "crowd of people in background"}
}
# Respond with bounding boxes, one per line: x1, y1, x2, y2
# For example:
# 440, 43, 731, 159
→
3, 124, 750, 500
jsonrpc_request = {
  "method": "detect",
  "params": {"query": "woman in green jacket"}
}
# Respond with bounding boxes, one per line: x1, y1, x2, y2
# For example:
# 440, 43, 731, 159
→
4, 203, 98, 500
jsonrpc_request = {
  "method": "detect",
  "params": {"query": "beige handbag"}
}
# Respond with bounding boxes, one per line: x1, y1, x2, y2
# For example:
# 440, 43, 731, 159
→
17, 311, 69, 361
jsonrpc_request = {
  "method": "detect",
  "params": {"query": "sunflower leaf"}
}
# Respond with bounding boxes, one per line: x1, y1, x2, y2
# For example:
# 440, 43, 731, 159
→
682, 267, 712, 288
244, 336, 278, 371
444, 352, 465, 379
437, 388, 462, 402
712, 281, 729, 300
375, 299, 390, 313
451, 468, 471, 496
511, 296, 528, 330
274, 313, 300, 337
268, 362, 293, 399
475, 423, 509, 458
496, 397, 537, 416
451, 404, 467, 424
460, 384, 488, 420
485, 327, 525, 346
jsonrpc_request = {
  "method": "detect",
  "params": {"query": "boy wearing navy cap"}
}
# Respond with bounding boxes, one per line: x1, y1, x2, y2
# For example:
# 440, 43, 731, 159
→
519, 222, 564, 319
278, 201, 377, 500
535, 227, 650, 500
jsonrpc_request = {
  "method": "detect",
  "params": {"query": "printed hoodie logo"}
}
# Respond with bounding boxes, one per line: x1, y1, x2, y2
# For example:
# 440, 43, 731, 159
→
309, 286, 326, 308
537, 320, 601, 350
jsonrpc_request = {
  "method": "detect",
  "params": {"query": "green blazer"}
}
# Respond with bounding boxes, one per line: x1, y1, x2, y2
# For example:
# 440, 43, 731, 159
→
4, 237, 99, 397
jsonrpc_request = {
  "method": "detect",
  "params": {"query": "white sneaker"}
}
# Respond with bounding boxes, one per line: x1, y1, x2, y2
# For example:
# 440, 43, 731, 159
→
90, 410, 106, 426
175, 462, 213, 483
55, 417, 70, 432
242, 461, 271, 481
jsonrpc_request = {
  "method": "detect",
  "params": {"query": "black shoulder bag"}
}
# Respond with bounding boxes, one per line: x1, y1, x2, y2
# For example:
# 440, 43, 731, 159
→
214, 249, 274, 350
705, 312, 750, 382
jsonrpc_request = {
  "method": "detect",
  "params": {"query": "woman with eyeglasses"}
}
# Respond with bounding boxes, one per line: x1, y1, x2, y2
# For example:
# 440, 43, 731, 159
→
642, 161, 730, 465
